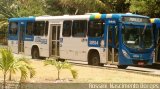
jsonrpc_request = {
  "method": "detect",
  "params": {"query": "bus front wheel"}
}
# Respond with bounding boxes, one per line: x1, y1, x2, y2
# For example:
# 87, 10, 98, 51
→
91, 52, 100, 66
32, 48, 40, 59
117, 65, 128, 69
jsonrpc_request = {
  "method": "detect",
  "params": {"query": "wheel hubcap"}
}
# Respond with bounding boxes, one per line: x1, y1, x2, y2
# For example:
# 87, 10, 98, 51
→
92, 57, 98, 65
34, 51, 38, 58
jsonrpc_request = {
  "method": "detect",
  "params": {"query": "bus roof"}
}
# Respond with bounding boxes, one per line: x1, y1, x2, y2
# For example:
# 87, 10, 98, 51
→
89, 13, 149, 20
9, 13, 149, 21
9, 17, 35, 22
151, 18, 160, 24
151, 18, 160, 28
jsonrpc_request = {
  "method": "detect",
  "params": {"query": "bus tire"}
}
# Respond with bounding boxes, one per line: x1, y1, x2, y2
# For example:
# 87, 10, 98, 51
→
91, 52, 100, 66
117, 65, 128, 69
32, 48, 40, 59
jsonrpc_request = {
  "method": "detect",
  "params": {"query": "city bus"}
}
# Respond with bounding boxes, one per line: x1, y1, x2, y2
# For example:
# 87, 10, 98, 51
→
8, 13, 154, 69
151, 18, 160, 64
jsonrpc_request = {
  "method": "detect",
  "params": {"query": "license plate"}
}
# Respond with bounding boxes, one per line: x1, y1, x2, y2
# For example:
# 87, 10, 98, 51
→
138, 62, 144, 65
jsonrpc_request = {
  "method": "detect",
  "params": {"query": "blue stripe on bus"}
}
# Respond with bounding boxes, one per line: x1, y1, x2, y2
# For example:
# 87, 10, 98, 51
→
154, 19, 160, 28
112, 14, 120, 19
8, 35, 18, 40
101, 14, 106, 19
88, 37, 101, 47
9, 17, 35, 22
25, 35, 34, 41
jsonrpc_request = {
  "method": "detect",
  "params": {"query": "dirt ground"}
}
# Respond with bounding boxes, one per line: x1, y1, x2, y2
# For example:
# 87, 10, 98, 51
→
1, 57, 160, 83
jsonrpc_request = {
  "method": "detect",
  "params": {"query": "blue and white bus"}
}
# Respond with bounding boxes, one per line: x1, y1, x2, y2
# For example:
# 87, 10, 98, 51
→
8, 13, 154, 69
151, 18, 160, 64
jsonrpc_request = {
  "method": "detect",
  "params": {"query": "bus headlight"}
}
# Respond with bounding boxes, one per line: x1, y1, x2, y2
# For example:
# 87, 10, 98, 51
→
122, 49, 130, 58
100, 40, 105, 47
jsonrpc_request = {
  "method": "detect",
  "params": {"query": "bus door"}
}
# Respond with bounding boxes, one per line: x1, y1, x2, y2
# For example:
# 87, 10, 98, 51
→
155, 24, 160, 63
50, 24, 60, 57
18, 21, 25, 53
107, 20, 118, 64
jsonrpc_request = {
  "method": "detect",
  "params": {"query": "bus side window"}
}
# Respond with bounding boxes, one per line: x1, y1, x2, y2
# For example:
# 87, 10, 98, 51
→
72, 20, 87, 37
45, 21, 49, 36
108, 26, 113, 44
108, 25, 118, 47
26, 22, 34, 35
9, 22, 18, 35
62, 21, 72, 37
88, 20, 104, 37
34, 21, 45, 36
114, 26, 118, 47
159, 28, 160, 44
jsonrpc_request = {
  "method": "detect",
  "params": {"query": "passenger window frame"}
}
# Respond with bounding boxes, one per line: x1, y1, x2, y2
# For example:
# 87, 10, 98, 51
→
62, 20, 72, 37
72, 20, 87, 37
9, 22, 18, 36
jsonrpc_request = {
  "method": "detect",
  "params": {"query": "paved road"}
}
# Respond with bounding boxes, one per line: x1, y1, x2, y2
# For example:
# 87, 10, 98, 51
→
11, 53, 160, 77
68, 60, 160, 76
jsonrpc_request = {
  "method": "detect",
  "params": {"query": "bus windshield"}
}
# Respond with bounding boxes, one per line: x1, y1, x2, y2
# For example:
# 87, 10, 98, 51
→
122, 25, 152, 49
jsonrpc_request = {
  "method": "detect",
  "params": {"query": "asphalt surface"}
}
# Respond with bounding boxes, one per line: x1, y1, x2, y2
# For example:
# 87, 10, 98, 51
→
1, 45, 160, 77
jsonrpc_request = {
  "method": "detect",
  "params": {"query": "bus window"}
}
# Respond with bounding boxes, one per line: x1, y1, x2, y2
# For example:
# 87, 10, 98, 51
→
62, 21, 72, 37
114, 26, 118, 47
45, 21, 49, 36
159, 28, 160, 42
72, 20, 87, 37
9, 22, 18, 35
108, 25, 118, 47
88, 20, 104, 37
26, 22, 34, 35
108, 26, 113, 44
34, 21, 45, 36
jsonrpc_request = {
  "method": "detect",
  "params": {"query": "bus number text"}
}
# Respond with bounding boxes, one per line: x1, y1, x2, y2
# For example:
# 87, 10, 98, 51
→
89, 41, 99, 45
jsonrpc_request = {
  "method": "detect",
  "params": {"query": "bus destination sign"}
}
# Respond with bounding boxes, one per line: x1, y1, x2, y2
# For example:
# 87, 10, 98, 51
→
122, 16, 150, 23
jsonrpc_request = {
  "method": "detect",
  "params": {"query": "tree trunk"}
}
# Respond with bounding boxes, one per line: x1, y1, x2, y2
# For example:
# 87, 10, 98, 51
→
57, 70, 60, 80
3, 72, 6, 89
75, 9, 79, 15
9, 71, 12, 81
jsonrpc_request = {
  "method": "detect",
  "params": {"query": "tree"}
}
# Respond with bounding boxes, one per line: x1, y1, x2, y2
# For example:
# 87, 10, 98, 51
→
44, 59, 78, 80
45, 0, 107, 15
0, 48, 14, 89
0, 0, 45, 18
100, 0, 130, 13
127, 0, 160, 17
0, 48, 35, 89
8, 57, 36, 82
0, 0, 46, 36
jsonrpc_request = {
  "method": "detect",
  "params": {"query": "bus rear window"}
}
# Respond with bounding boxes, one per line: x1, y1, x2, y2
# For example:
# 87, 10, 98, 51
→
9, 22, 18, 35
88, 20, 104, 37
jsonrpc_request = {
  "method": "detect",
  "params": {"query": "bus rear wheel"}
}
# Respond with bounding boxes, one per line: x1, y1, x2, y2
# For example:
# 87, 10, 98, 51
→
32, 48, 40, 59
117, 65, 128, 69
91, 52, 100, 66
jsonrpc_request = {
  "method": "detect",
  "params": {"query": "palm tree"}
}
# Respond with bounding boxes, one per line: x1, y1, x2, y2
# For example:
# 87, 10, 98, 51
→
44, 59, 78, 80
9, 57, 36, 82
0, 48, 14, 89
0, 48, 35, 89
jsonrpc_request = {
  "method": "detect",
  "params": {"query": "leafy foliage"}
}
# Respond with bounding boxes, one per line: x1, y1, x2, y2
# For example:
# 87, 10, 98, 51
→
100, 0, 130, 13
0, 48, 36, 89
0, 0, 46, 35
127, 0, 160, 17
45, 0, 107, 15
44, 59, 78, 80
0, 0, 45, 18
9, 57, 36, 82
